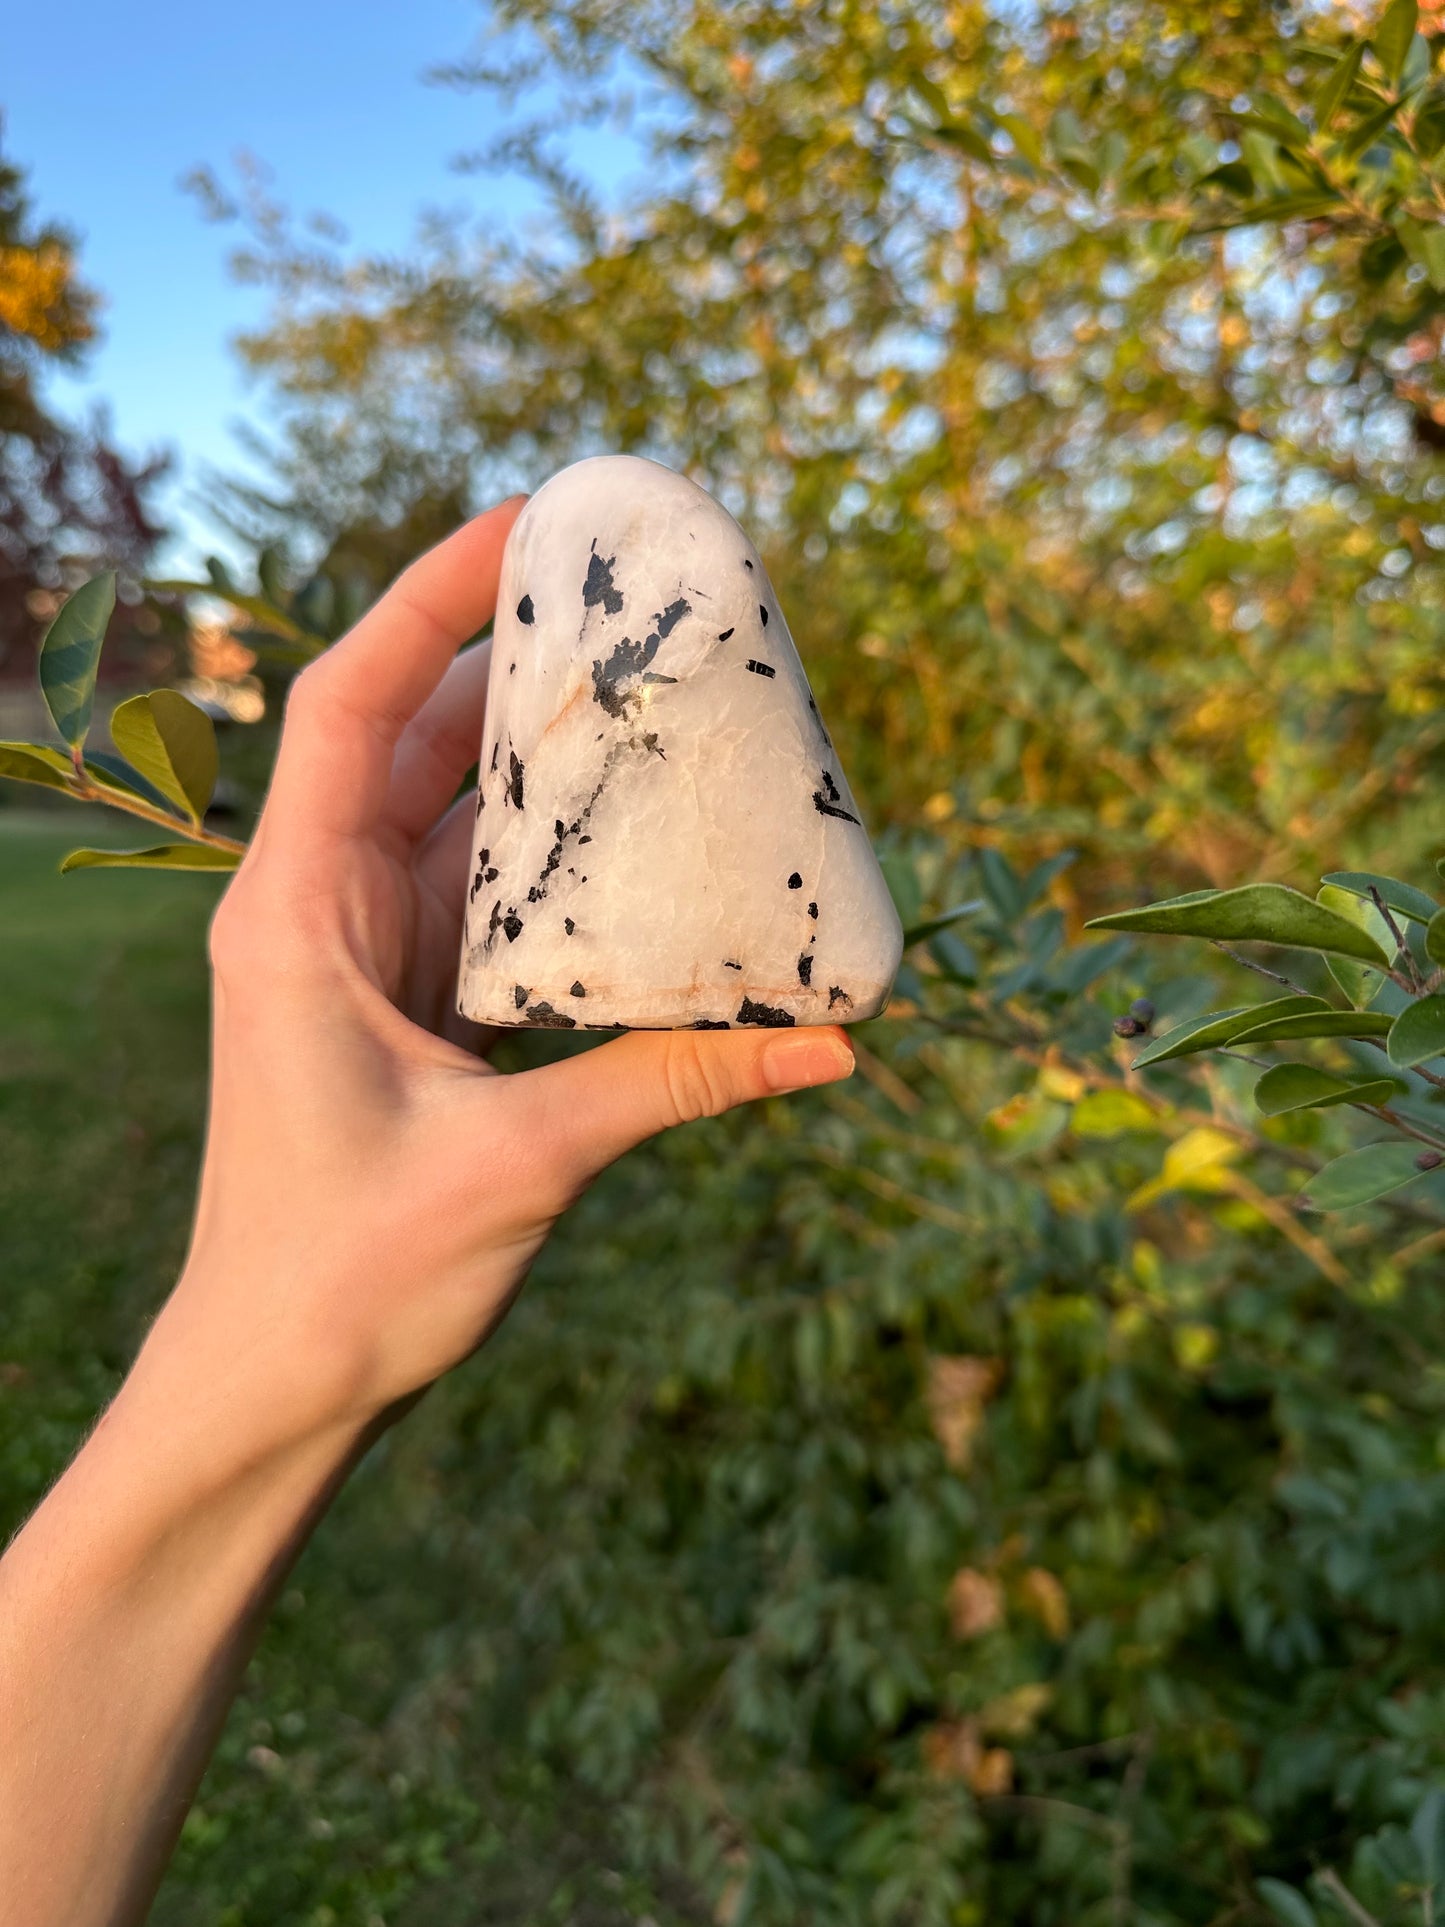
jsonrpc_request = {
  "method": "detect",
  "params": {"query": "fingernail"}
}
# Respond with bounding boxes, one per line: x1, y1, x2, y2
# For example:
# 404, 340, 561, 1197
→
762, 1032, 855, 1094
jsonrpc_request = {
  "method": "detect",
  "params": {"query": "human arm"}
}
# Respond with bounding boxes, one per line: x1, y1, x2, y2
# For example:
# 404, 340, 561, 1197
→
0, 501, 855, 1927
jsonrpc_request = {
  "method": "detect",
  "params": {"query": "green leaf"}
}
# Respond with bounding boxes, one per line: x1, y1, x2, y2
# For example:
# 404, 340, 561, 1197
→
1255, 1878, 1318, 1927
1321, 870, 1440, 925
1400, 216, 1445, 290
1337, 98, 1401, 160
205, 554, 237, 594
1426, 909, 1445, 967
1240, 100, 1310, 150
1374, 0, 1418, 88
257, 546, 287, 604
903, 900, 985, 947
993, 111, 1043, 167
83, 750, 188, 819
59, 843, 241, 874
144, 579, 321, 648
1229, 1009, 1396, 1045
1414, 83, 1445, 156
910, 73, 951, 123
0, 741, 79, 794
1131, 998, 1329, 1068
933, 119, 995, 164
1386, 994, 1445, 1069
1072, 1089, 1158, 1138
1086, 884, 1390, 964
1411, 1788, 1445, 1889
38, 572, 116, 751
1314, 42, 1364, 133
109, 690, 219, 823
1299, 1140, 1435, 1210
1253, 1064, 1407, 1115
1318, 883, 1394, 1007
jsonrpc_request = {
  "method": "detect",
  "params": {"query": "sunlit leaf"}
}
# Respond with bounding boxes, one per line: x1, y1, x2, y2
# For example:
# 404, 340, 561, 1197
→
1071, 1089, 1158, 1137
1386, 994, 1445, 1069
1128, 1126, 1241, 1210
1313, 43, 1363, 133
84, 751, 187, 819
0, 741, 79, 794
1373, 0, 1418, 87
1322, 872, 1440, 926
1299, 1140, 1434, 1210
109, 690, 220, 823
58, 842, 241, 874
38, 572, 115, 751
1318, 883, 1394, 1007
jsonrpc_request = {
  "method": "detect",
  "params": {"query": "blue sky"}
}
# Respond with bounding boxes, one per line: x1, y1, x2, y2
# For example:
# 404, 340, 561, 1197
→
6, 0, 641, 568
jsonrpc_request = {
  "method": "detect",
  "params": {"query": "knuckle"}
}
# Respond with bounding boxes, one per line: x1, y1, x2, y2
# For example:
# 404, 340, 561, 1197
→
283, 661, 330, 731
661, 1033, 734, 1127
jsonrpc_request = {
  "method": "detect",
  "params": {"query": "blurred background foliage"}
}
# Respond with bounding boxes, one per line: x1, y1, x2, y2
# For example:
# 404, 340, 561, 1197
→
9, 1, 1445, 1923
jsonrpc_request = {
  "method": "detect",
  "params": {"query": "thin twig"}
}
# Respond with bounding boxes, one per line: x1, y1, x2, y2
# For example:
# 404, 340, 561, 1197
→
1212, 943, 1312, 996
68, 770, 247, 855
1316, 1867, 1383, 1927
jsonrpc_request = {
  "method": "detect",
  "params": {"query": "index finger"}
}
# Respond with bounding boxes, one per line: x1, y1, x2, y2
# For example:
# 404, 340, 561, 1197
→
264, 497, 526, 841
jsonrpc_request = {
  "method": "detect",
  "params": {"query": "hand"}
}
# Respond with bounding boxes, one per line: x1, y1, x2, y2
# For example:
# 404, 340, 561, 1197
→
161, 499, 856, 1441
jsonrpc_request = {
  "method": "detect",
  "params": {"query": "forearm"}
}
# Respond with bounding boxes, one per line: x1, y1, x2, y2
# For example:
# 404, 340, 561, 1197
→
0, 1292, 373, 1927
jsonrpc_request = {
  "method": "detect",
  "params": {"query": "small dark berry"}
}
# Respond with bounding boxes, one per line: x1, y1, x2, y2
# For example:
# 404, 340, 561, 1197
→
1416, 1150, 1444, 1171
1113, 1015, 1145, 1039
1129, 998, 1155, 1027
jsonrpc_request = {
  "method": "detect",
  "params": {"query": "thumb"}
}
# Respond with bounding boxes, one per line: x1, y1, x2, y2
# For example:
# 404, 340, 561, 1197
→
515, 1024, 856, 1188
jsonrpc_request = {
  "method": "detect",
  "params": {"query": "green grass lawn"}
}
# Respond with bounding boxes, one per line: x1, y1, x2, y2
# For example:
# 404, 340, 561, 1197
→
0, 809, 223, 1517
0, 807, 680, 1926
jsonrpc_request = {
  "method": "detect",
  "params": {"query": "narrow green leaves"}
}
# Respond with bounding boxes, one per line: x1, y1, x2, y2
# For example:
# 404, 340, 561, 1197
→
1087, 884, 1390, 964
109, 691, 219, 824
902, 900, 984, 948
1386, 994, 1445, 1069
0, 741, 79, 794
1313, 43, 1363, 133
38, 572, 115, 752
1373, 0, 1418, 88
1254, 1064, 1407, 1115
58, 843, 241, 874
1131, 998, 1327, 1068
1299, 1140, 1435, 1210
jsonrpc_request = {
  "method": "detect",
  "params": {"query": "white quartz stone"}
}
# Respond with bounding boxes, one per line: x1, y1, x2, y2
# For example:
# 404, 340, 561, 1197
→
456, 454, 903, 1031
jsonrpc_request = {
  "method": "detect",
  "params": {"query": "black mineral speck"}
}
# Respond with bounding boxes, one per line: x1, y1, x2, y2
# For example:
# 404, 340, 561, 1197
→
490, 741, 499, 772
693, 1019, 731, 1029
723, 959, 743, 970
807, 900, 818, 918
570, 980, 586, 998
517, 594, 535, 624
654, 597, 690, 638
797, 953, 813, 986
508, 750, 525, 810
759, 604, 769, 627
578, 834, 592, 844
513, 984, 529, 1009
525, 1001, 577, 1029
509, 662, 516, 674
718, 627, 735, 642
787, 871, 802, 889
828, 986, 852, 1009
736, 997, 795, 1028
743, 558, 754, 572
564, 916, 576, 935
503, 912, 523, 942
745, 659, 775, 677
812, 765, 860, 824
583, 542, 624, 614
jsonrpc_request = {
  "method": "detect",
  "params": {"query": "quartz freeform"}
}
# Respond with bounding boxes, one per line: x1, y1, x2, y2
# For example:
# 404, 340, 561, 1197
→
456, 454, 903, 1031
